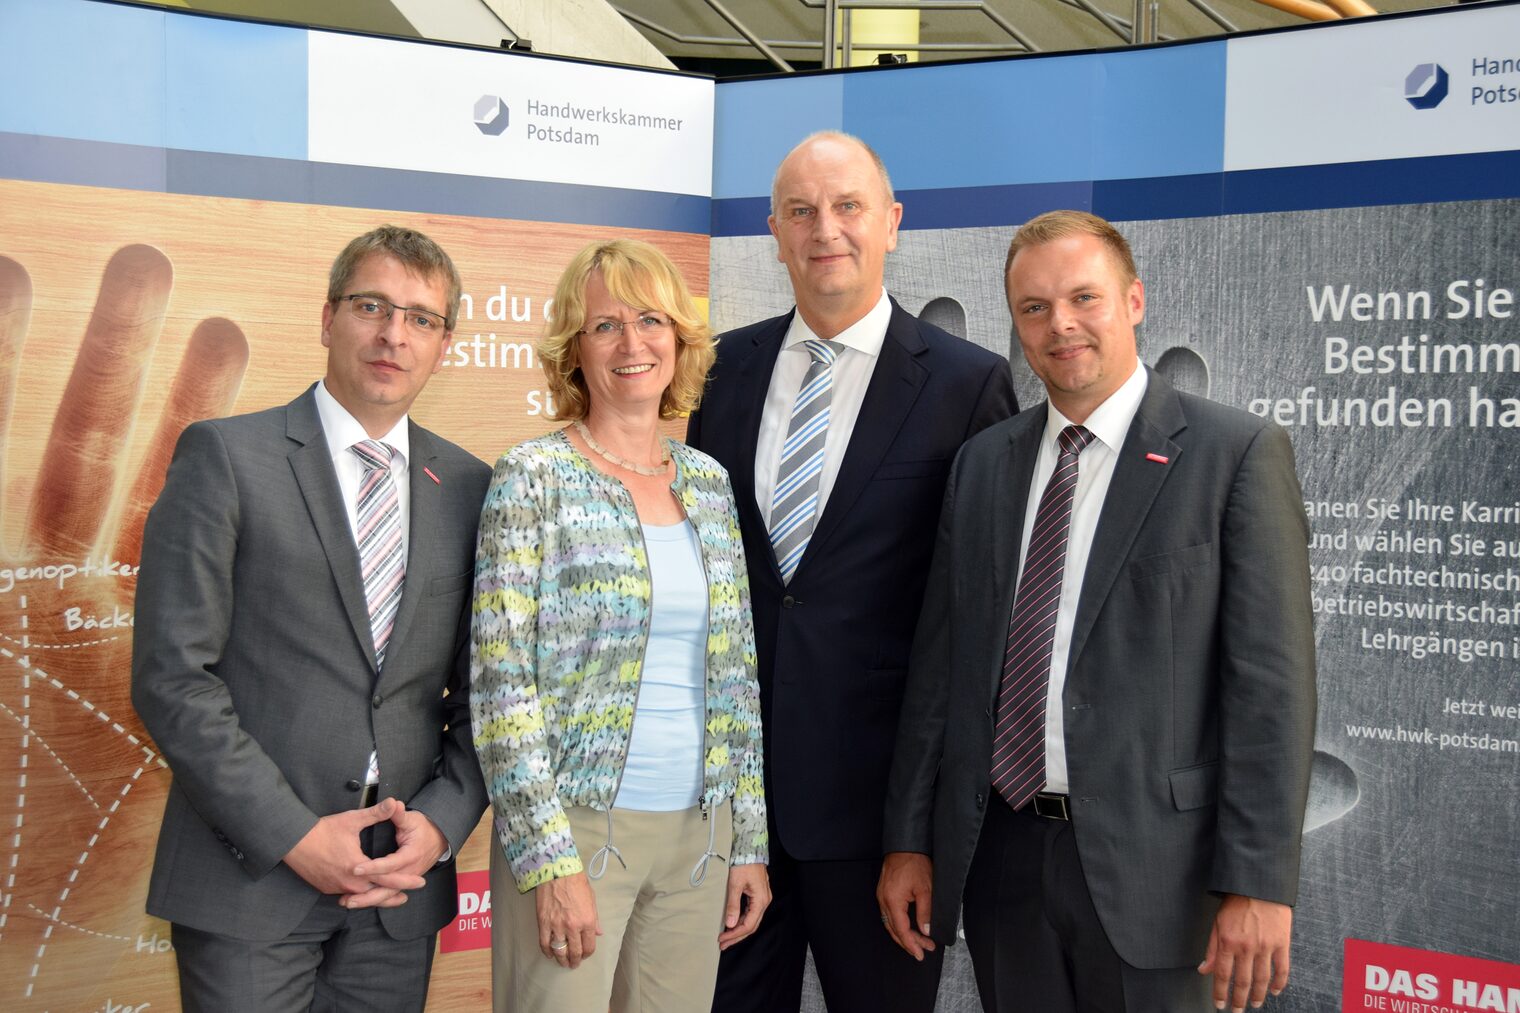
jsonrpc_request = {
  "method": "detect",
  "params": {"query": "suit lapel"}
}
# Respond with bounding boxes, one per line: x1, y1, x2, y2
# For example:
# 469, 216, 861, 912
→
989, 405, 1045, 706
993, 405, 1046, 608
1066, 370, 1186, 669
802, 301, 927, 566
381, 421, 439, 685
286, 388, 379, 674
730, 315, 789, 583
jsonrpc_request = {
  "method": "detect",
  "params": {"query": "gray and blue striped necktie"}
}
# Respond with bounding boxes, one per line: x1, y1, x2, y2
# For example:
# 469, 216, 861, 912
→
768, 338, 839, 584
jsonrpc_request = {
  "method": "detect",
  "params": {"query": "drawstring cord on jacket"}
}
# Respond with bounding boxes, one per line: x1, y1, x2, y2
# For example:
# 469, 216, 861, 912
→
689, 800, 727, 887
587, 807, 627, 880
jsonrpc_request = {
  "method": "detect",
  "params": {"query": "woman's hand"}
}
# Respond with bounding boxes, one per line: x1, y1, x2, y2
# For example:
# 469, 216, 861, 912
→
535, 872, 602, 968
718, 863, 771, 951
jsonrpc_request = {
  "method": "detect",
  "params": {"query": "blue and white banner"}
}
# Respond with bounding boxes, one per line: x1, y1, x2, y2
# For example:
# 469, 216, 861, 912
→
710, 2, 1520, 236
0, 0, 712, 232
307, 31, 712, 197
1224, 3, 1520, 171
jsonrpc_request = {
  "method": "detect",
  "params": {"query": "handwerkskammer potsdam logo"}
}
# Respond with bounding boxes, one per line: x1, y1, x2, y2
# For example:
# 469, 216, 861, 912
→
1404, 64, 1449, 109
474, 94, 509, 135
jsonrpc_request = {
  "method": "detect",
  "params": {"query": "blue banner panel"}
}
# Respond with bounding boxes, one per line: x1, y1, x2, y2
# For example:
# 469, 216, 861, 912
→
0, 0, 168, 146
893, 180, 1096, 230
1091, 172, 1228, 222
0, 0, 306, 159
0, 131, 169, 193
1216, 150, 1520, 216
711, 180, 1097, 236
165, 13, 308, 159
714, 151, 1520, 234
712, 195, 772, 238
840, 48, 1226, 192
713, 76, 846, 201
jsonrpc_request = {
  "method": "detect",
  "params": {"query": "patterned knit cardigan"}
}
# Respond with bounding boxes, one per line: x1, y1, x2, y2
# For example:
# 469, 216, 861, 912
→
470, 429, 767, 893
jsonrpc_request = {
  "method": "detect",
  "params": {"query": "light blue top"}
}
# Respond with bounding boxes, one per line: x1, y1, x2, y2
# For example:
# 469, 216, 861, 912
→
614, 520, 709, 811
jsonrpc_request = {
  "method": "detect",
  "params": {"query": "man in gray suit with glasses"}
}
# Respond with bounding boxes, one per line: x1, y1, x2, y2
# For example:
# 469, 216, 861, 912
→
132, 226, 489, 1011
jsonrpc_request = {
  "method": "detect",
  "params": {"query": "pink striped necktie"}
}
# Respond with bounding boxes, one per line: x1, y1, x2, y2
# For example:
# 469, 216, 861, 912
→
990, 424, 1096, 811
352, 440, 405, 670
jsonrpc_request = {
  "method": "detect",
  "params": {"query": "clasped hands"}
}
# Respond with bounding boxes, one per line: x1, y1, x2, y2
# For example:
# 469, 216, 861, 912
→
282, 797, 447, 909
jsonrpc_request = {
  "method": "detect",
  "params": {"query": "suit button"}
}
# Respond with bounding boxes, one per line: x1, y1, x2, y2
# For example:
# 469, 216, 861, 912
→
781, 595, 795, 609
974, 793, 985, 809
372, 694, 383, 708
345, 779, 362, 792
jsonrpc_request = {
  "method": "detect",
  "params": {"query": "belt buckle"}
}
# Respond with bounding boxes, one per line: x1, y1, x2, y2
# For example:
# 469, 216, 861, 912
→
1033, 791, 1070, 821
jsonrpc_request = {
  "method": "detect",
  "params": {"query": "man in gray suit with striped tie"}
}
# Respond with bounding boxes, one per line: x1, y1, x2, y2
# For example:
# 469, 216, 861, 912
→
132, 226, 489, 1012
880, 211, 1316, 1013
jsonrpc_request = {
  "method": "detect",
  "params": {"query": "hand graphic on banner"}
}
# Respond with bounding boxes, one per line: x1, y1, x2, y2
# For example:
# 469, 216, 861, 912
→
0, 245, 247, 1008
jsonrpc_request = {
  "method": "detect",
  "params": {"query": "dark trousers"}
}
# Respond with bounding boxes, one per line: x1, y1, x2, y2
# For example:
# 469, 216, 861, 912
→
711, 833, 943, 1013
961, 800, 1212, 1013
171, 897, 436, 1013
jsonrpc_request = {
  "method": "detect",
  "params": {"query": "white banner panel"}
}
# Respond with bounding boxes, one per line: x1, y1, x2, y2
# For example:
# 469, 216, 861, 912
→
308, 31, 714, 196
1224, 4, 1520, 172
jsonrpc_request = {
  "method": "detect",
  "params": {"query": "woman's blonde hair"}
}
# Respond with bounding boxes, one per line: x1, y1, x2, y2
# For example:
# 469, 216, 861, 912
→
539, 239, 715, 421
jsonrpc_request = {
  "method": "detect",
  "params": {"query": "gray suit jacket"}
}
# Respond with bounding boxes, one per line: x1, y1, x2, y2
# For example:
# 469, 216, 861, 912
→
132, 385, 489, 940
883, 369, 1317, 968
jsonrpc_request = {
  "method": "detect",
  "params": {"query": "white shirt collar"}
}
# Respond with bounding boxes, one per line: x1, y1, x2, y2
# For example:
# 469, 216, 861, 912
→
1043, 361, 1149, 453
314, 380, 410, 465
782, 288, 891, 359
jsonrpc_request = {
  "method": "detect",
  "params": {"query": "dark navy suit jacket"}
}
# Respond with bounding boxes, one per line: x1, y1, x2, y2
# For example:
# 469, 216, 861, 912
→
687, 298, 1017, 860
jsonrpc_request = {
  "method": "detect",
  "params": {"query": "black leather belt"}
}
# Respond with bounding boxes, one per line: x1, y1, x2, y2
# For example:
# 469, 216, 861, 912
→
1031, 791, 1071, 821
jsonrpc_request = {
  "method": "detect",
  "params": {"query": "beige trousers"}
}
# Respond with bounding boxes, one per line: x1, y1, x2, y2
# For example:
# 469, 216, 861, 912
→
491, 802, 734, 1013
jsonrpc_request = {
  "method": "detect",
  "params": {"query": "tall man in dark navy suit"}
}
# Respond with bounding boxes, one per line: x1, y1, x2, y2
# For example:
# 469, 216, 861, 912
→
879, 211, 1317, 1013
686, 131, 1018, 1013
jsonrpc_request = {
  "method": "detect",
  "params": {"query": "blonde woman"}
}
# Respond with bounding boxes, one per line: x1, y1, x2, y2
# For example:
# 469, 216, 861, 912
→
470, 239, 769, 1013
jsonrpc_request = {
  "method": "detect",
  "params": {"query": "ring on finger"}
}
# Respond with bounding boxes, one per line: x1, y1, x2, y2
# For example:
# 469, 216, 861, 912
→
550, 939, 569, 952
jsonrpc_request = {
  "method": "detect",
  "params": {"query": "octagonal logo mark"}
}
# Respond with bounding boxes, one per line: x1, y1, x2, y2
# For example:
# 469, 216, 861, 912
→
1404, 64, 1448, 110
474, 94, 509, 135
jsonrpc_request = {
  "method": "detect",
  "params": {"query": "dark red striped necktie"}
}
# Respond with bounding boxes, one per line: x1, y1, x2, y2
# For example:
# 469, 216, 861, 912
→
990, 424, 1096, 811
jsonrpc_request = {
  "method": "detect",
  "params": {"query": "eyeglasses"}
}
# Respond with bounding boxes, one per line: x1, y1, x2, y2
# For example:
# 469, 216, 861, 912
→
578, 313, 673, 339
339, 294, 450, 334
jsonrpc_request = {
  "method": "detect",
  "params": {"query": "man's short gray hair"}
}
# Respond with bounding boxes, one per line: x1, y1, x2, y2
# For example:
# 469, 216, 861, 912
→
769, 130, 895, 216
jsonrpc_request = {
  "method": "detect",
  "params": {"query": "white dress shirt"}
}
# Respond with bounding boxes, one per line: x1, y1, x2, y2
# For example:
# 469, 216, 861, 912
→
314, 380, 411, 790
314, 379, 412, 559
1014, 364, 1148, 793
754, 289, 892, 522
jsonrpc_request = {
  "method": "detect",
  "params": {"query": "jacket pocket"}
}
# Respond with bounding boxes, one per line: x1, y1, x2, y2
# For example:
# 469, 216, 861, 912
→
1168, 761, 1219, 811
428, 571, 473, 597
1128, 541, 1214, 581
